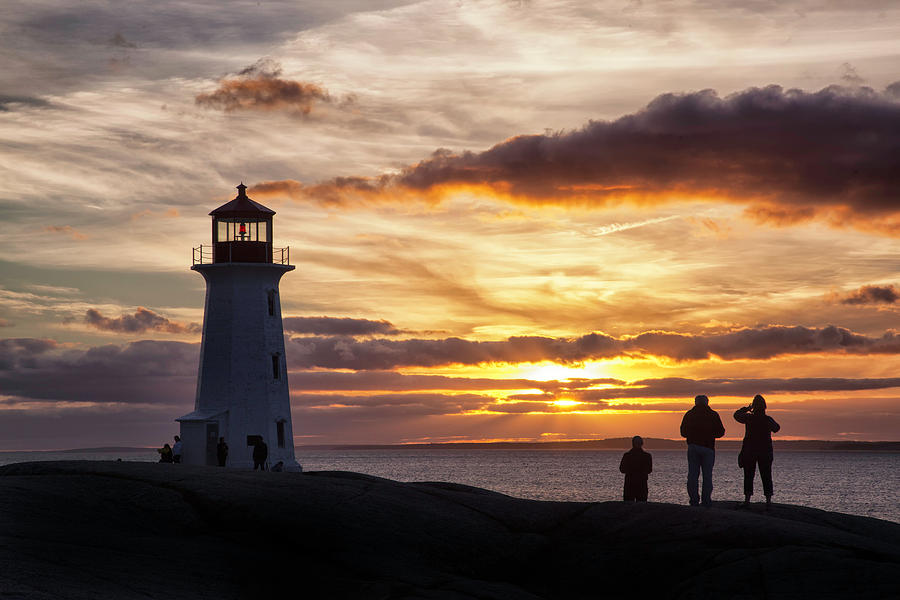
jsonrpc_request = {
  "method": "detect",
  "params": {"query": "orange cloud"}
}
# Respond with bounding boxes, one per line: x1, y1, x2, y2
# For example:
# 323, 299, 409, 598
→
43, 225, 88, 240
252, 83, 900, 235
195, 59, 346, 117
196, 77, 332, 115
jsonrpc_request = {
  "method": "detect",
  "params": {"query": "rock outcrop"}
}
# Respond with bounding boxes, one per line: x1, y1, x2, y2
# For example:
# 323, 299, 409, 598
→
1, 461, 898, 599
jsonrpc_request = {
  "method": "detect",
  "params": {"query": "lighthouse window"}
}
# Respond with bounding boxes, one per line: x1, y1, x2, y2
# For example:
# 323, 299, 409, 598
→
267, 290, 275, 316
276, 421, 285, 448
216, 218, 268, 242
272, 354, 280, 380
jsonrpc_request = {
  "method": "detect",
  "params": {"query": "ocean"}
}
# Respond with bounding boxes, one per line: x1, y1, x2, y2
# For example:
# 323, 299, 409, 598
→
2, 448, 897, 523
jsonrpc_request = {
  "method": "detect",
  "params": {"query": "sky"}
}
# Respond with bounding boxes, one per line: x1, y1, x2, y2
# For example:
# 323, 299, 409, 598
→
2, 0, 900, 450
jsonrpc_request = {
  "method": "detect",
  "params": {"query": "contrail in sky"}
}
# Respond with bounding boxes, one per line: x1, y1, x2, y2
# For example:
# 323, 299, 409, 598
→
590, 215, 680, 236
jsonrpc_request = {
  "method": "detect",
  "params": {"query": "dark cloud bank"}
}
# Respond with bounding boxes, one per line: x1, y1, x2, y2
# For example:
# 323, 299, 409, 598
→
253, 83, 900, 233
81, 310, 393, 337
0, 95, 51, 111
283, 316, 400, 336
288, 325, 900, 370
0, 338, 196, 404
84, 308, 200, 334
5, 324, 900, 406
836, 284, 900, 305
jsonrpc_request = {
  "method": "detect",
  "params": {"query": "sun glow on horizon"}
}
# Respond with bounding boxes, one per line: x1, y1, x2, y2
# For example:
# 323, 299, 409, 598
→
550, 398, 581, 407
511, 361, 612, 382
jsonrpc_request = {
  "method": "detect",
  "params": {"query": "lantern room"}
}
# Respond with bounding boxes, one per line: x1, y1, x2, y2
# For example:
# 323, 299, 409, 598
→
210, 183, 275, 263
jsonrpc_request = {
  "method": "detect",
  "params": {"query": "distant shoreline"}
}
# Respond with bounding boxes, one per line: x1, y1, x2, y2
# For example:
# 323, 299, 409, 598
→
300, 438, 900, 452
8, 438, 898, 453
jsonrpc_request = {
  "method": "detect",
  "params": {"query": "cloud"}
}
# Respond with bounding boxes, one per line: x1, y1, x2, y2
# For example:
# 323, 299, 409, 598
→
84, 307, 201, 334
293, 375, 900, 416
6, 334, 900, 412
0, 318, 12, 328
108, 32, 136, 48
839, 62, 865, 85
4, 335, 900, 447
43, 225, 88, 240
293, 391, 604, 417
195, 59, 348, 117
887, 81, 900, 99
0, 404, 185, 450
235, 57, 283, 78
7, 1, 404, 97
0, 95, 51, 111
0, 338, 197, 404
0, 338, 58, 370
286, 325, 900, 370
251, 84, 900, 234
291, 370, 544, 392
195, 77, 331, 115
566, 376, 900, 403
251, 177, 389, 208
283, 316, 400, 336
834, 284, 900, 305
293, 392, 489, 417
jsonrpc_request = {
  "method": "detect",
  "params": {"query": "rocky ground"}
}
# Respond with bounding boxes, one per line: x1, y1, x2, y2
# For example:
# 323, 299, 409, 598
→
1, 461, 898, 599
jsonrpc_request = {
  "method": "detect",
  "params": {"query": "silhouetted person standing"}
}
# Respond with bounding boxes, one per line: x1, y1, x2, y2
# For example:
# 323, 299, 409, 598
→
680, 395, 726, 507
172, 435, 183, 464
735, 394, 781, 508
216, 437, 228, 467
619, 435, 652, 502
253, 439, 268, 471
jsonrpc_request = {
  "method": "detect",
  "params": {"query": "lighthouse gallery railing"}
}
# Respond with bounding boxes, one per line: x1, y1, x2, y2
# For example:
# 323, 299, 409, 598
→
192, 245, 290, 265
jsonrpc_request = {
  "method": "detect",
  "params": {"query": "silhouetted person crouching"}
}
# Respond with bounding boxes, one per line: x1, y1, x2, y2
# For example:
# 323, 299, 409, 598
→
619, 435, 652, 501
680, 395, 725, 507
735, 394, 781, 508
157, 443, 173, 463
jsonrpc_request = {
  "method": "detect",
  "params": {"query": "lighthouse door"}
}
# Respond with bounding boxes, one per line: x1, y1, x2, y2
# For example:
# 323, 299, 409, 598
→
205, 422, 219, 466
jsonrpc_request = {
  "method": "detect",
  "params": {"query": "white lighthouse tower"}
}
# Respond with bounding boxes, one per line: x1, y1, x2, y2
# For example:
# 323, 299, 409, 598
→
177, 183, 299, 470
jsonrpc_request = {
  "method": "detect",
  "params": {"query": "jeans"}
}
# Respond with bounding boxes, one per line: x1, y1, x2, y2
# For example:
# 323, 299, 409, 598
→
687, 444, 716, 506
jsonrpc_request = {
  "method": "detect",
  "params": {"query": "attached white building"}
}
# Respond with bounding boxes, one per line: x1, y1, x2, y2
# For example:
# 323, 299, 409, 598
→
177, 183, 299, 470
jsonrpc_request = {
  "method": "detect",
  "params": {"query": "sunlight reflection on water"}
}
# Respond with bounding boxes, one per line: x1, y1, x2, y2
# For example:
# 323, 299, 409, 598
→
295, 449, 900, 523
2, 449, 896, 522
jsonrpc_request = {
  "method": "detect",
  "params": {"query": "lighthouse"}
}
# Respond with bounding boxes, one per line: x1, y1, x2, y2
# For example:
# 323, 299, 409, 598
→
177, 183, 299, 470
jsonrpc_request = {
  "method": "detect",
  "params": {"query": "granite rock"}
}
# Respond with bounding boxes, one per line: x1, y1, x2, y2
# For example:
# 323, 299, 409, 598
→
0, 461, 897, 599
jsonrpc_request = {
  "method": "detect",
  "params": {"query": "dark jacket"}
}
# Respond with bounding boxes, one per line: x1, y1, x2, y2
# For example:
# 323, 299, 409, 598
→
680, 406, 726, 449
216, 441, 228, 461
734, 407, 780, 456
619, 448, 652, 481
252, 441, 268, 462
